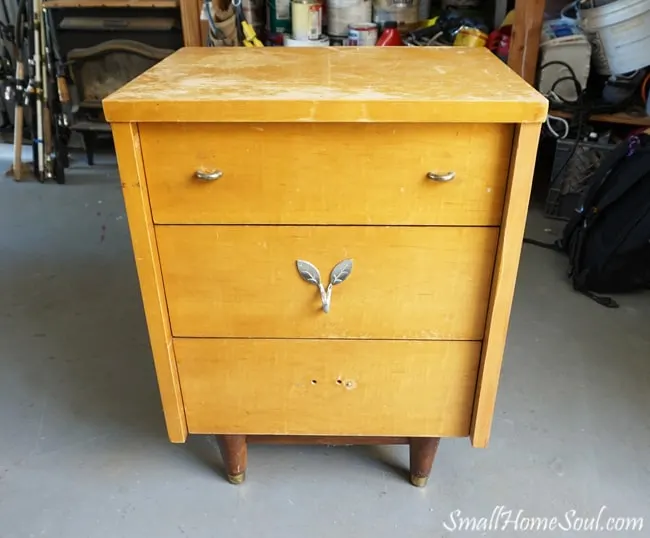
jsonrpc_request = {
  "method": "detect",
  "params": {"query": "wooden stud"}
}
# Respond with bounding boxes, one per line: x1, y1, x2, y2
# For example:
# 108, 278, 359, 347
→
471, 123, 542, 448
110, 123, 187, 442
180, 0, 202, 46
508, 0, 546, 85
199, 19, 208, 45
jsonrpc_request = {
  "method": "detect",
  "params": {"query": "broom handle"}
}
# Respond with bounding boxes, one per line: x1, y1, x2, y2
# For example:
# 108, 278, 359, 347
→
13, 61, 24, 181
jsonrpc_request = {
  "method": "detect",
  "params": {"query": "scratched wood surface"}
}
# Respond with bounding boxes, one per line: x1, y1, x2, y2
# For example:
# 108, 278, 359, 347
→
175, 338, 480, 436
156, 225, 499, 340
141, 122, 513, 226
102, 47, 548, 123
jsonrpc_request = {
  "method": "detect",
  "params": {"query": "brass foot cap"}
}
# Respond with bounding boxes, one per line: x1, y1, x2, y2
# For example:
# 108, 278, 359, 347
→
410, 474, 429, 488
228, 472, 245, 485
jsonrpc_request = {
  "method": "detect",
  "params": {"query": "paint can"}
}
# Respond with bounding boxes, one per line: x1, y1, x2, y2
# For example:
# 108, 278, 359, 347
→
347, 22, 377, 45
292, 0, 323, 40
283, 34, 330, 46
327, 0, 372, 37
453, 26, 488, 47
267, 0, 292, 35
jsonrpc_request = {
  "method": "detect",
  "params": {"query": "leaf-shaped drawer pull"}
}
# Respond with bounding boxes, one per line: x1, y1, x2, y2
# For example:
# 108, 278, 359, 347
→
296, 259, 353, 313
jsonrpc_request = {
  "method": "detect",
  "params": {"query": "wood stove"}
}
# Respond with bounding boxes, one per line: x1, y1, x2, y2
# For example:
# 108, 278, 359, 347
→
46, 4, 181, 163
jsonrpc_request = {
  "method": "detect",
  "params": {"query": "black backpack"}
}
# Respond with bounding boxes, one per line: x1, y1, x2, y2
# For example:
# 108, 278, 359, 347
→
527, 133, 650, 307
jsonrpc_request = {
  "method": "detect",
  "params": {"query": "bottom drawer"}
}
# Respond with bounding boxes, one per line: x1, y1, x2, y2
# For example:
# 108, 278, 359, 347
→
175, 339, 480, 437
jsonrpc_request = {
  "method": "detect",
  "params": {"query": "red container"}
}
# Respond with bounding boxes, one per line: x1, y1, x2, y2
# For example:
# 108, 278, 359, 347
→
376, 22, 403, 46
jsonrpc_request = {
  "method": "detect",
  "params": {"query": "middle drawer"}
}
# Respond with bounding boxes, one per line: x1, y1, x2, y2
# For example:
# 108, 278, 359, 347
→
157, 226, 498, 340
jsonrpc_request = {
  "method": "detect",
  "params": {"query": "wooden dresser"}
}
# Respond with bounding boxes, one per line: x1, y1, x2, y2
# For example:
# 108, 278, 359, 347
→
103, 47, 547, 487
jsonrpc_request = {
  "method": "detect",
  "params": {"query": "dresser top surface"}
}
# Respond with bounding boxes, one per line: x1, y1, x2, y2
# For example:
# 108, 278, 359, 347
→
103, 47, 547, 124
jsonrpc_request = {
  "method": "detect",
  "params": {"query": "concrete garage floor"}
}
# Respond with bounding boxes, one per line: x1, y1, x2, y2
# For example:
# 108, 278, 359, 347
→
0, 145, 649, 538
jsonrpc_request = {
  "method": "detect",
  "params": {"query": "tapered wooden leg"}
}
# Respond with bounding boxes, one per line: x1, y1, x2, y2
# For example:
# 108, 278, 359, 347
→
409, 437, 440, 487
217, 435, 247, 484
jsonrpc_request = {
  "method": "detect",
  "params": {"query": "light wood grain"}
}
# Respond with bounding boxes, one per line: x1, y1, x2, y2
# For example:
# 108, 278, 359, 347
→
175, 339, 480, 436
141, 122, 512, 226
179, 0, 201, 46
508, 0, 545, 85
157, 225, 498, 340
102, 48, 549, 123
111, 123, 187, 443
471, 123, 542, 448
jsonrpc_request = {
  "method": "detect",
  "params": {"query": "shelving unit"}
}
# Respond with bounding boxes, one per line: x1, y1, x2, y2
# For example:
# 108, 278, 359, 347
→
43, 0, 179, 7
551, 109, 650, 127
508, 0, 650, 127
43, 0, 201, 47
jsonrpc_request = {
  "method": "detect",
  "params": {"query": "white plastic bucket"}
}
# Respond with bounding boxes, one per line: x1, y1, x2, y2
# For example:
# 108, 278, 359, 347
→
539, 19, 592, 102
578, 0, 650, 75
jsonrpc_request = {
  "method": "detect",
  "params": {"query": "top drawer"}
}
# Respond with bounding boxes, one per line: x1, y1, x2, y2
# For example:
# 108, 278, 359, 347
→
140, 123, 513, 226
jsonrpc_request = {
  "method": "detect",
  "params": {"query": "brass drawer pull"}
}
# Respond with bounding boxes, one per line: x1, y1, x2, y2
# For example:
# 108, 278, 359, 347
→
296, 259, 353, 313
427, 171, 456, 182
194, 169, 223, 181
